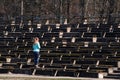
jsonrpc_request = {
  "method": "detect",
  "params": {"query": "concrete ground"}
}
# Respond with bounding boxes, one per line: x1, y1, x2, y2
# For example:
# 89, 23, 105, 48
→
0, 73, 118, 80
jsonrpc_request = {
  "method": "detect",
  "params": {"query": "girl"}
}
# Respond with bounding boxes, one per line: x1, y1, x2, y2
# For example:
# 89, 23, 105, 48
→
32, 37, 41, 68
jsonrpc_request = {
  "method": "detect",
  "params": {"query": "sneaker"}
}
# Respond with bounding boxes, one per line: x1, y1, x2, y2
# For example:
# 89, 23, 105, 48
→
35, 65, 40, 68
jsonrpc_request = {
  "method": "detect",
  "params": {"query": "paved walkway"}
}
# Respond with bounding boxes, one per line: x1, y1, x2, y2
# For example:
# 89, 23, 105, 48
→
0, 73, 118, 80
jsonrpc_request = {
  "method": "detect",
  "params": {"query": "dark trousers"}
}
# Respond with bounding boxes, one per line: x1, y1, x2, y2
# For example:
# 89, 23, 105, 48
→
33, 51, 40, 65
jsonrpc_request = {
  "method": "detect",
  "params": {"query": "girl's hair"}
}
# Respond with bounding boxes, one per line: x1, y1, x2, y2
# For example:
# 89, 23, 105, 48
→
33, 37, 39, 43
34, 37, 39, 41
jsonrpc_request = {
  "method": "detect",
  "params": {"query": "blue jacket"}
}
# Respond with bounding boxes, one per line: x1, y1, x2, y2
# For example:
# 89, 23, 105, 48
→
32, 42, 41, 52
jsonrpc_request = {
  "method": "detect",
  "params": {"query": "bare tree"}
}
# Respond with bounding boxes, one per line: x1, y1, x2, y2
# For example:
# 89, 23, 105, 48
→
0, 0, 119, 23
